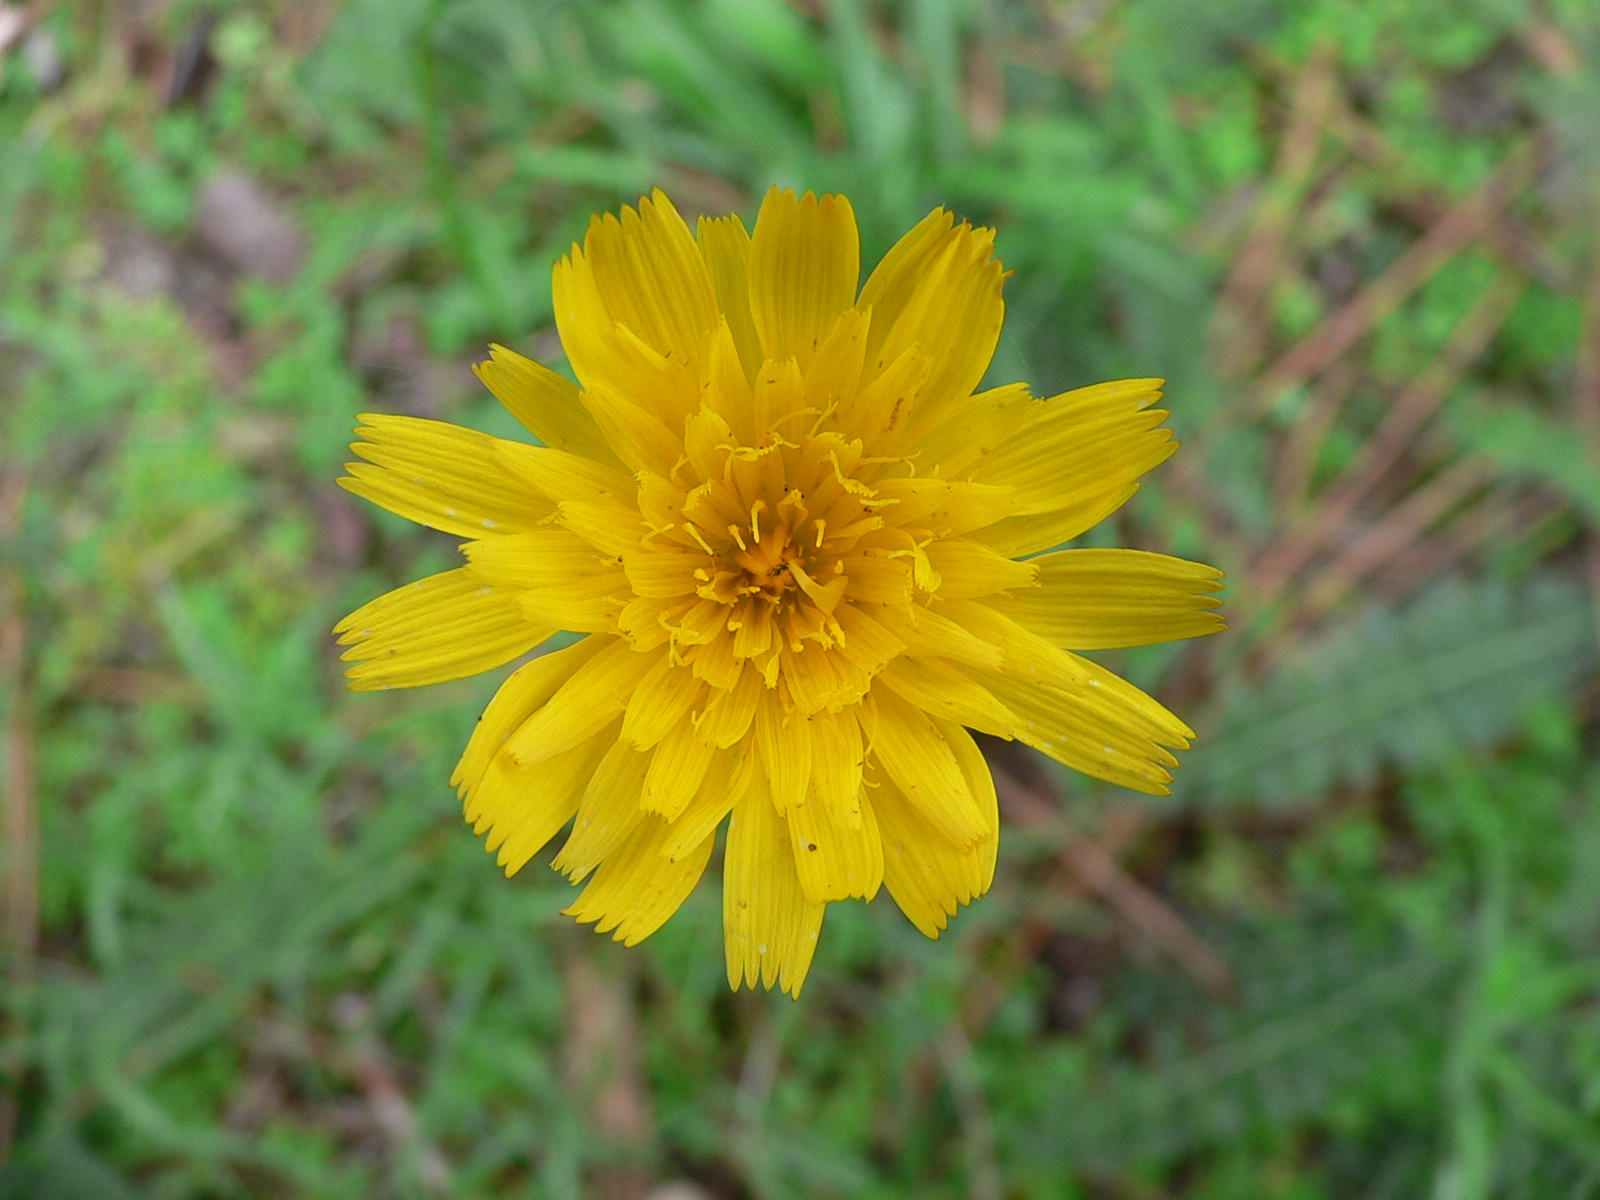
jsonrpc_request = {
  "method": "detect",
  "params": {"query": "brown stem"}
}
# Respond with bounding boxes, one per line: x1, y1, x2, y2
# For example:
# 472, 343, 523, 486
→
1251, 273, 1524, 600
993, 765, 1236, 1000
0, 463, 35, 1164
1243, 139, 1542, 419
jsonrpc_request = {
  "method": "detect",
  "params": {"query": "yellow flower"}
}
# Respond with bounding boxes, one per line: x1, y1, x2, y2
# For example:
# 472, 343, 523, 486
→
335, 189, 1223, 997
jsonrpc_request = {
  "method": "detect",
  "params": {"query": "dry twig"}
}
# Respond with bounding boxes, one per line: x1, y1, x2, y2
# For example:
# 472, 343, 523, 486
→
934, 1023, 1003, 1200
1371, 490, 1566, 599
992, 765, 1235, 1000
1272, 356, 1361, 513
563, 952, 653, 1200
1213, 38, 1338, 381
1244, 139, 1542, 419
1250, 45, 1573, 291
0, 463, 32, 1164
1252, 272, 1525, 600
1297, 455, 1497, 620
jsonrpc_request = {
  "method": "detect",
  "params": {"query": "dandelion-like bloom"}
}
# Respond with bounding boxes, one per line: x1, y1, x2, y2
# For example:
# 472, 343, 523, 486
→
336, 189, 1223, 996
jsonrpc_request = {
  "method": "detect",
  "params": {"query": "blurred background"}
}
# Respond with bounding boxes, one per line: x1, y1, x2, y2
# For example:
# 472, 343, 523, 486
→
3, 0, 1600, 1196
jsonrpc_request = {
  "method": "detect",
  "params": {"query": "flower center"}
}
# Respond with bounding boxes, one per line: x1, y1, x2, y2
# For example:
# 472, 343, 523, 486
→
730, 517, 800, 601
622, 421, 922, 684
691, 488, 849, 620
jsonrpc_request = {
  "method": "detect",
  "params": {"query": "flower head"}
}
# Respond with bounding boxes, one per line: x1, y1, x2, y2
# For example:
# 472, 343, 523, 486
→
336, 189, 1223, 996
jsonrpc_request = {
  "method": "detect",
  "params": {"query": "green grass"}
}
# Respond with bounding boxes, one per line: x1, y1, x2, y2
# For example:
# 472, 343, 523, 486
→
3, 1, 1599, 1197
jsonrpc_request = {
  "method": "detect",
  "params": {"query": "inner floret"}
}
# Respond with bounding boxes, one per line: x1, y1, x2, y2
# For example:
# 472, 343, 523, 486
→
616, 416, 921, 706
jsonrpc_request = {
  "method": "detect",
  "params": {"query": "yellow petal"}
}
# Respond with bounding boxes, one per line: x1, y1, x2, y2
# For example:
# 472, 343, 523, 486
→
724, 773, 826, 997
556, 189, 721, 388
866, 476, 1020, 537
662, 749, 750, 861
462, 529, 620, 589
334, 568, 552, 691
946, 722, 1001, 895
934, 598, 1089, 694
869, 687, 993, 845
966, 380, 1176, 556
831, 342, 930, 449
858, 210, 1004, 422
621, 545, 703, 600
992, 548, 1225, 649
831, 604, 905, 677
778, 639, 867, 714
491, 438, 637, 507
803, 307, 870, 423
696, 214, 764, 382
836, 552, 913, 607
748, 189, 860, 370
974, 665, 1190, 796
564, 813, 715, 947
472, 726, 613, 876
554, 220, 703, 432
870, 603, 1004, 672
940, 602, 1198, 745
620, 656, 706, 749
966, 378, 1169, 509
690, 629, 742, 690
755, 698, 812, 814
875, 759, 995, 939
809, 708, 865, 824
696, 665, 764, 749
906, 382, 1032, 474
560, 499, 650, 559
701, 317, 757, 429
616, 595, 682, 652
506, 640, 656, 766
746, 355, 809, 445
518, 591, 626, 635
1058, 648, 1196, 745
874, 657, 1017, 738
785, 707, 876, 903
552, 736, 650, 882
461, 529, 629, 633
641, 720, 716, 820
451, 636, 609, 796
787, 781, 883, 903
472, 343, 620, 466
339, 415, 555, 538
577, 382, 684, 475
923, 539, 1037, 600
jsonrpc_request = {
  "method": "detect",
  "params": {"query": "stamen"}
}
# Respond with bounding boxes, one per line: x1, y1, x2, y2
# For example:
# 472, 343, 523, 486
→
808, 401, 839, 438
827, 450, 875, 497
728, 524, 748, 552
813, 519, 826, 548
729, 434, 797, 462
684, 523, 715, 555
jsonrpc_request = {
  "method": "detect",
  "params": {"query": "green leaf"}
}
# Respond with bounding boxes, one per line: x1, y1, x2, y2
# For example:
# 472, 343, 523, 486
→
1180, 575, 1600, 806
1449, 401, 1600, 526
